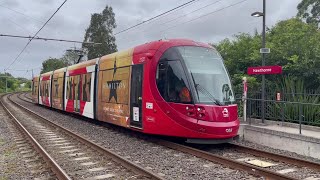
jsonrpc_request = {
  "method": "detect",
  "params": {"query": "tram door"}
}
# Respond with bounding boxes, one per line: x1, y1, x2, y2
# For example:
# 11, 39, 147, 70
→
73, 75, 81, 113
130, 64, 143, 128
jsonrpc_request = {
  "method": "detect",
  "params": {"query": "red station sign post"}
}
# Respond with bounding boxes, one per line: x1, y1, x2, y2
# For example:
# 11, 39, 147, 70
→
247, 65, 282, 75
245, 65, 282, 122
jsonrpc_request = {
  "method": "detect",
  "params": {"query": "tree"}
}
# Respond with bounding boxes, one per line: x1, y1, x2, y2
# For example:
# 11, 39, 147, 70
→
41, 58, 67, 74
297, 0, 320, 27
82, 5, 117, 59
61, 50, 80, 65
268, 18, 320, 89
0, 72, 30, 92
216, 18, 320, 93
216, 33, 262, 93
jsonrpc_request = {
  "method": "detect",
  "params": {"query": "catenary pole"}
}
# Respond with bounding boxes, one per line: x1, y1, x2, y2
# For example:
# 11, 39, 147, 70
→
261, 0, 266, 123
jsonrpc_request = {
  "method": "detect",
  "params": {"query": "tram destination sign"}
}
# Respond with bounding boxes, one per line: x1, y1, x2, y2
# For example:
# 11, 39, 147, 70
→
247, 65, 282, 75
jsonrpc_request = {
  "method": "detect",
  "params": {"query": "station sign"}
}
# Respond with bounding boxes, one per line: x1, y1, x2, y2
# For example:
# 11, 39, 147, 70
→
247, 65, 282, 75
260, 48, 270, 53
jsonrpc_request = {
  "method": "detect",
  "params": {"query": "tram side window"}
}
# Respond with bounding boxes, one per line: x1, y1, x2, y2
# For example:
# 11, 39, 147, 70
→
156, 60, 192, 103
74, 75, 80, 101
67, 77, 74, 100
82, 73, 91, 102
40, 82, 42, 96
46, 81, 49, 97
40, 81, 49, 97
33, 85, 37, 95
32, 81, 38, 95
53, 78, 58, 98
32, 81, 35, 95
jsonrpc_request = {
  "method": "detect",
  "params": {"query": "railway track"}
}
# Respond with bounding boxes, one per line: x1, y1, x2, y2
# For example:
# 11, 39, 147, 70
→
18, 93, 32, 103
1, 93, 163, 180
22, 92, 33, 101
155, 138, 320, 180
16, 92, 320, 180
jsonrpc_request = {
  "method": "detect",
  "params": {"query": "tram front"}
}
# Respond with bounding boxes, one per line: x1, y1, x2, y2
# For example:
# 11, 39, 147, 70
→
156, 44, 239, 143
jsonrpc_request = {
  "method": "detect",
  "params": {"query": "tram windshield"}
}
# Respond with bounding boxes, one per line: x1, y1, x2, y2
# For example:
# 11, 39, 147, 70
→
156, 46, 234, 105
177, 46, 234, 105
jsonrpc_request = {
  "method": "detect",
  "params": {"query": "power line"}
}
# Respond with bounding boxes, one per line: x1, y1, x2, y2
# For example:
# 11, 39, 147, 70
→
7, 66, 42, 72
122, 0, 249, 46
4, 0, 68, 72
0, 3, 72, 42
117, 0, 223, 41
5, 16, 34, 34
114, 0, 197, 35
160, 0, 249, 33
0, 34, 101, 44
0, 4, 44, 23
127, 0, 201, 29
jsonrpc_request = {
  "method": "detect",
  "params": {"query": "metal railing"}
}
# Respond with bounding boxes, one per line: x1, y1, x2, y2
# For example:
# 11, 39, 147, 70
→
235, 91, 320, 134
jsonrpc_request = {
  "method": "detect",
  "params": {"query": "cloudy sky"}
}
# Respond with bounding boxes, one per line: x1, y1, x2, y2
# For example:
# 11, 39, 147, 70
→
0, 0, 300, 78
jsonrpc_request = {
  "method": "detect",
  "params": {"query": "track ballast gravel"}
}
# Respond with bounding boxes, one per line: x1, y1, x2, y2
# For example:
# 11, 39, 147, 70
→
0, 96, 54, 179
14, 94, 259, 180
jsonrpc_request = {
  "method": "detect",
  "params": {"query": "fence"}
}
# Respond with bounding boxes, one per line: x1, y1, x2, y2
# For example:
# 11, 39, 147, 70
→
235, 90, 320, 134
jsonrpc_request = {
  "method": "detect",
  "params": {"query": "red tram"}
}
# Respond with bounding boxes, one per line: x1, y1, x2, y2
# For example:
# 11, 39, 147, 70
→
32, 39, 239, 143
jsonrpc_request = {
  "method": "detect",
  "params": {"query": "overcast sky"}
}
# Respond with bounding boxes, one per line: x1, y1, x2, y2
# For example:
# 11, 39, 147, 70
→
0, 0, 300, 78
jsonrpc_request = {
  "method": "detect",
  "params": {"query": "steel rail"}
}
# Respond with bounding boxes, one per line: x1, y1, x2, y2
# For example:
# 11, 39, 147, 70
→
17, 93, 302, 179
18, 93, 32, 102
23, 92, 32, 101
156, 140, 297, 180
10, 93, 164, 180
228, 143, 320, 171
0, 94, 71, 180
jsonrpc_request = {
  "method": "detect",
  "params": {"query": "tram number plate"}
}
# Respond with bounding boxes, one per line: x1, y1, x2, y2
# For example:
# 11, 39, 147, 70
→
133, 107, 139, 121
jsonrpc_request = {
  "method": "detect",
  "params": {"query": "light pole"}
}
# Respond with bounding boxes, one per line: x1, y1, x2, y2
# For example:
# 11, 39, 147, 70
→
251, 0, 266, 123
4, 69, 8, 93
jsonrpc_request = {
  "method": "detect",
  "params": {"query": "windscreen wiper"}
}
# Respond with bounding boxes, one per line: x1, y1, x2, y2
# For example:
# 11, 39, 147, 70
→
190, 72, 222, 106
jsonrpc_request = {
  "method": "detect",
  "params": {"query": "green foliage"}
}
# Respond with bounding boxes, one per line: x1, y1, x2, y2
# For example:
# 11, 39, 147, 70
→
61, 50, 80, 65
297, 0, 320, 27
41, 58, 67, 74
275, 77, 320, 126
216, 18, 320, 93
0, 73, 31, 93
83, 5, 117, 59
268, 18, 320, 89
217, 18, 320, 126
216, 33, 263, 94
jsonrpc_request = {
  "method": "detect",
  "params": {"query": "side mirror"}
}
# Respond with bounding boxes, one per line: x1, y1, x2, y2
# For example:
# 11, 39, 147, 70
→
158, 62, 167, 70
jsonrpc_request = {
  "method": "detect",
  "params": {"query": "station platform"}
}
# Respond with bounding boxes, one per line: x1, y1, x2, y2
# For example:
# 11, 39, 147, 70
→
238, 118, 320, 159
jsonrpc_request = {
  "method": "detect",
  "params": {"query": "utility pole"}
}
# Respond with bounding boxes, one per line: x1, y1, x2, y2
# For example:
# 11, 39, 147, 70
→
4, 69, 7, 93
251, 0, 267, 123
261, 0, 266, 123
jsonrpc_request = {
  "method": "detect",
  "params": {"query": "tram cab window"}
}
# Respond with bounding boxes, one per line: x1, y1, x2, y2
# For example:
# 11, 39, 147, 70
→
156, 49, 192, 103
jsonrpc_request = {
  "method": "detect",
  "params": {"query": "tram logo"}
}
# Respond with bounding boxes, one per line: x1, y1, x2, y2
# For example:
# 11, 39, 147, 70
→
222, 108, 229, 118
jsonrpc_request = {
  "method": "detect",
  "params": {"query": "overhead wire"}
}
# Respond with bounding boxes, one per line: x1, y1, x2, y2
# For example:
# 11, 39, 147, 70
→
159, 0, 249, 33
117, 0, 223, 41
4, 0, 68, 72
114, 0, 197, 36
4, 16, 34, 34
120, 0, 249, 47
127, 0, 201, 28
116, 0, 203, 41
0, 4, 44, 23
7, 66, 42, 72
0, 2, 75, 44
0, 34, 100, 44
